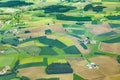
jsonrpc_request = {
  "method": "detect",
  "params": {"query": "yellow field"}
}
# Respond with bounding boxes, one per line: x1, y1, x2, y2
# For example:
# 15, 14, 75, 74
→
48, 58, 67, 65
20, 57, 43, 65
34, 40, 47, 46
56, 36, 74, 46
18, 41, 35, 47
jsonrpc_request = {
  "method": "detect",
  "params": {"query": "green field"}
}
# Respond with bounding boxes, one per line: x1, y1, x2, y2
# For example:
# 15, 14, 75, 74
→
73, 74, 86, 80
0, 0, 120, 80
38, 36, 67, 48
64, 46, 81, 54
103, 36, 120, 43
19, 56, 43, 65
0, 54, 18, 69
39, 47, 58, 55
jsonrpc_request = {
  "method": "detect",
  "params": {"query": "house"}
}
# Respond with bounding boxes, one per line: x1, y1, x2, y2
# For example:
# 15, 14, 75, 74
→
0, 50, 5, 54
0, 66, 10, 75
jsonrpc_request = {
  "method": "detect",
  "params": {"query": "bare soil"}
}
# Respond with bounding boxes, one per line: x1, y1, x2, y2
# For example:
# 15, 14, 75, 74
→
69, 56, 120, 80
100, 43, 120, 54
85, 23, 112, 35
18, 67, 73, 80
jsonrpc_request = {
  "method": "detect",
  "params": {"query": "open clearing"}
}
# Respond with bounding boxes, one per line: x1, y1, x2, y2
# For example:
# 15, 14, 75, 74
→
18, 67, 73, 80
100, 42, 120, 54
68, 56, 120, 80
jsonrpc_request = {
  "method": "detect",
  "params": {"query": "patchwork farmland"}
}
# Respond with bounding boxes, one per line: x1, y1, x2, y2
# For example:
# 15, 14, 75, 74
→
0, 0, 120, 80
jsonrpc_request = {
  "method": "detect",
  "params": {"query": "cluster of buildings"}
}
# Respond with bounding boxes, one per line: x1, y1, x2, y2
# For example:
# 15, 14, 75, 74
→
0, 50, 5, 54
79, 37, 96, 45
0, 66, 10, 75
86, 62, 98, 69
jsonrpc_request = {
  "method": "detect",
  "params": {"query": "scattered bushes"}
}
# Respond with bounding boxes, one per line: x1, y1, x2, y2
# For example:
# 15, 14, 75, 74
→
46, 63, 73, 74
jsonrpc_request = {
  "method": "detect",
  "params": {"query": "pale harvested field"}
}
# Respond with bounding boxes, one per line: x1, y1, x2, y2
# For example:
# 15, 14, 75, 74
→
17, 27, 46, 38
50, 24, 65, 34
68, 58, 104, 80
18, 67, 73, 80
17, 20, 75, 38
102, 4, 120, 12
69, 56, 120, 80
85, 23, 112, 35
49, 20, 75, 34
104, 74, 120, 80
91, 56, 120, 75
27, 21, 49, 28
100, 43, 120, 54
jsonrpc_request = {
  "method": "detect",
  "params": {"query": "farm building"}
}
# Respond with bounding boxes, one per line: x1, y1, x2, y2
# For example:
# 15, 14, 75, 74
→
0, 66, 10, 75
